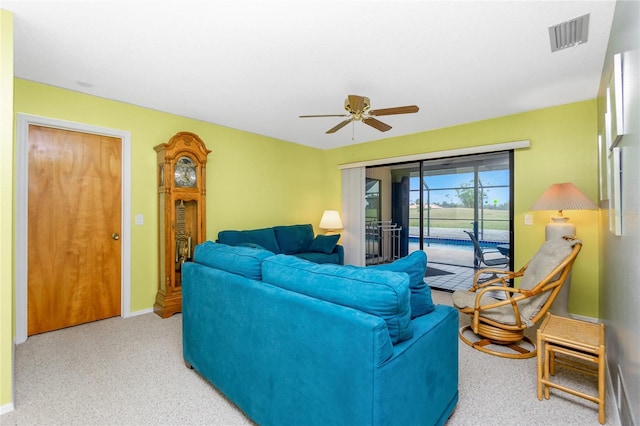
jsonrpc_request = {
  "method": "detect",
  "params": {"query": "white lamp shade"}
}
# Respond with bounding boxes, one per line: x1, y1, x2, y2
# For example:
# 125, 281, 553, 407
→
319, 210, 343, 230
530, 182, 598, 213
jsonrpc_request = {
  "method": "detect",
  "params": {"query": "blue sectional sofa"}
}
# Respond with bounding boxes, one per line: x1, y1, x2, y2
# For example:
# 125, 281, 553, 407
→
217, 223, 344, 264
182, 242, 459, 426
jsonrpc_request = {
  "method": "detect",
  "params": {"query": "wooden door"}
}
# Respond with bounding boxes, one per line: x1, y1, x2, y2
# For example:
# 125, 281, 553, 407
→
27, 125, 122, 335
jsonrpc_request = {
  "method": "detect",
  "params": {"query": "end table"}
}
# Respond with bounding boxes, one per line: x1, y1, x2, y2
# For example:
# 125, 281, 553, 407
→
536, 313, 606, 424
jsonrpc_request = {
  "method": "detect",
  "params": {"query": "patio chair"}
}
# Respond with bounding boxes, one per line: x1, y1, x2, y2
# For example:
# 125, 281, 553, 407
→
463, 230, 509, 269
452, 236, 582, 359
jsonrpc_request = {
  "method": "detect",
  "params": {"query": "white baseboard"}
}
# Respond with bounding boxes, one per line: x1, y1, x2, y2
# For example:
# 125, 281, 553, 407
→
128, 307, 154, 317
569, 313, 600, 323
0, 402, 15, 415
605, 359, 623, 426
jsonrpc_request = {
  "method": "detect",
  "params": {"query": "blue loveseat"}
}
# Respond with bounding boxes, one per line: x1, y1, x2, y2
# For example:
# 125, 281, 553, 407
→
217, 223, 344, 264
182, 242, 459, 426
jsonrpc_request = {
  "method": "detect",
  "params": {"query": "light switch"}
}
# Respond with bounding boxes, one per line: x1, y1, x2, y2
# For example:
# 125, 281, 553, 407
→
135, 214, 144, 226
524, 214, 533, 225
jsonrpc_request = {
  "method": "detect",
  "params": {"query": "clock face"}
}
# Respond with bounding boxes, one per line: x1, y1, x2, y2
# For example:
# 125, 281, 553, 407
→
174, 156, 197, 187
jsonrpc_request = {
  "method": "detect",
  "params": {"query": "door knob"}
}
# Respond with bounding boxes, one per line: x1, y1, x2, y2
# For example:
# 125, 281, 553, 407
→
112, 233, 120, 240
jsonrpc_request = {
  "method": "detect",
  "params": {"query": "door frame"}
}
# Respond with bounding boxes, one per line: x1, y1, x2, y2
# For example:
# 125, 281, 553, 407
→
15, 114, 132, 344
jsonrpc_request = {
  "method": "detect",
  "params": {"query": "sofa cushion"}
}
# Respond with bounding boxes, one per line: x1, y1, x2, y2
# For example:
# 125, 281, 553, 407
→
369, 251, 435, 318
193, 241, 274, 280
217, 227, 281, 254
273, 224, 314, 254
262, 254, 413, 344
308, 234, 340, 254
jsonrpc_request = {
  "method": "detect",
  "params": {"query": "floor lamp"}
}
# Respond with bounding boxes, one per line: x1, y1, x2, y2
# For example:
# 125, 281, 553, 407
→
530, 183, 598, 317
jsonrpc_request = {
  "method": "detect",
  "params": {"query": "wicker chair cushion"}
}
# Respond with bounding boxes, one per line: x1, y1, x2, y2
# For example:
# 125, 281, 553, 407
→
452, 290, 530, 326
453, 237, 582, 328
517, 237, 580, 320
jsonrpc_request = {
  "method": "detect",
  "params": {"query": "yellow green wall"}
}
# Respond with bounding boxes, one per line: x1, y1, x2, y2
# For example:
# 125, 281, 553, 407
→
12, 81, 601, 319
13, 79, 328, 313
0, 9, 14, 410
324, 100, 600, 317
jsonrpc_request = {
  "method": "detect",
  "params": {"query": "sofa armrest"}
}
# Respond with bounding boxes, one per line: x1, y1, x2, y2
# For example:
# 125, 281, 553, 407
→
374, 305, 459, 425
333, 244, 344, 265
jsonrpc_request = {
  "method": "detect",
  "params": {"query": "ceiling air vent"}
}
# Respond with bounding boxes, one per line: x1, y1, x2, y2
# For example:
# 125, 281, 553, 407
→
549, 13, 589, 52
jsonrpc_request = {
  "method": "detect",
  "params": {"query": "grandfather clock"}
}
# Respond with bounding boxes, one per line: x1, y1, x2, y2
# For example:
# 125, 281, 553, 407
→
154, 131, 211, 318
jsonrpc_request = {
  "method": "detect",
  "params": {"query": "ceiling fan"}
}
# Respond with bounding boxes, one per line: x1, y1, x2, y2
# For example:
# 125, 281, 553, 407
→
299, 95, 419, 134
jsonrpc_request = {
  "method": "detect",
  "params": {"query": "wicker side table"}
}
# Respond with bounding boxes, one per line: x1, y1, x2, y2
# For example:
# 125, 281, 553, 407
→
536, 313, 606, 424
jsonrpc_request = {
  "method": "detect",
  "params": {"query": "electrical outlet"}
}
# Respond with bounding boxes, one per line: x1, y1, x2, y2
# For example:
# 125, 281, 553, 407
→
524, 214, 533, 225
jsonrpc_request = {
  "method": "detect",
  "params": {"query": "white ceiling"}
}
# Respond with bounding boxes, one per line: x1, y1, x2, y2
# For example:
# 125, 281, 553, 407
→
4, 1, 616, 150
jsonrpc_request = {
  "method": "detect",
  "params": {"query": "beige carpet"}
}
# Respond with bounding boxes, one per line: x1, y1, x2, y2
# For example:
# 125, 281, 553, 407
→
1, 290, 616, 425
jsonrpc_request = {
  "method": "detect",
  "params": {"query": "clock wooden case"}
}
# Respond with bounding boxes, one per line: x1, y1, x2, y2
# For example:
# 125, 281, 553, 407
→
154, 131, 211, 318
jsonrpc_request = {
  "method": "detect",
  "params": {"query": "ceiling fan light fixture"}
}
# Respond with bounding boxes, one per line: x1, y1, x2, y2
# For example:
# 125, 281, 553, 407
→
300, 95, 419, 135
549, 13, 589, 52
345, 95, 370, 114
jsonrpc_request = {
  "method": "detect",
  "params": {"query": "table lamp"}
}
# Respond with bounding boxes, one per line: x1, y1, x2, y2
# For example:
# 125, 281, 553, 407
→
530, 182, 598, 316
530, 182, 598, 240
319, 210, 343, 235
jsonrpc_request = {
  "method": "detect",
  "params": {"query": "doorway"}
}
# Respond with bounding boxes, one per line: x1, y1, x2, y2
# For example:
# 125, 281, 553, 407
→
15, 114, 132, 343
27, 125, 122, 335
410, 151, 512, 267
366, 151, 513, 289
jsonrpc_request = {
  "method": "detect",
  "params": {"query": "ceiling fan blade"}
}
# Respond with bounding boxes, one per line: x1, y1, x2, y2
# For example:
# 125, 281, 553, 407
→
326, 119, 352, 134
299, 114, 350, 118
369, 105, 419, 116
347, 95, 366, 113
363, 117, 392, 132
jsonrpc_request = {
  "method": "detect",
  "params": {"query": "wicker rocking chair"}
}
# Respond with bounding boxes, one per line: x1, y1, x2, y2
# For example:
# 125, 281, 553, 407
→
452, 236, 582, 359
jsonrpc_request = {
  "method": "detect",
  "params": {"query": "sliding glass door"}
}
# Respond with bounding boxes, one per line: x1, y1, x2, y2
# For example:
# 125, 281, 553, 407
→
368, 151, 512, 270
414, 152, 511, 269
